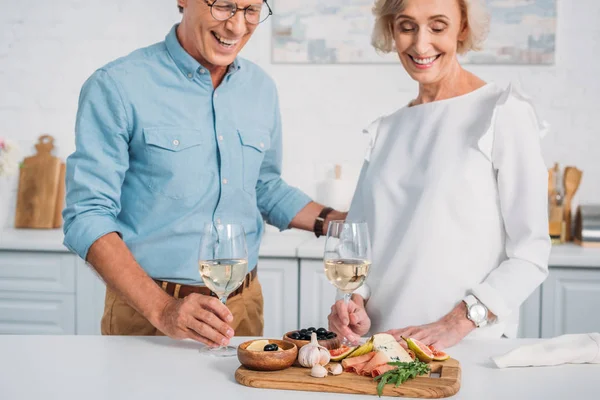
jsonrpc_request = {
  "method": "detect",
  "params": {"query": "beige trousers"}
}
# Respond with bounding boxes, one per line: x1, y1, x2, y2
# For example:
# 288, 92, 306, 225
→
101, 278, 264, 336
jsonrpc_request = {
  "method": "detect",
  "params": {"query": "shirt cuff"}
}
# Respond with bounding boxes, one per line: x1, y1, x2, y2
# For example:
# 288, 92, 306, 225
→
63, 214, 122, 260
268, 190, 312, 231
470, 282, 513, 322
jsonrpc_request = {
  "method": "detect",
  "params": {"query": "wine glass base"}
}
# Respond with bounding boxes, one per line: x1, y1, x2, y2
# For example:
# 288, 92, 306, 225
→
199, 345, 238, 357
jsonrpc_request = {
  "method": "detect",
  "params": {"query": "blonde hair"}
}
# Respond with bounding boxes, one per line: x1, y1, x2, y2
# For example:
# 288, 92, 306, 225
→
371, 0, 490, 55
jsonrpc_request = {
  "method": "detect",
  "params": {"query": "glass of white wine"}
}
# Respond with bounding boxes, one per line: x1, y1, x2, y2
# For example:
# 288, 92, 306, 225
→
324, 220, 372, 346
198, 222, 248, 357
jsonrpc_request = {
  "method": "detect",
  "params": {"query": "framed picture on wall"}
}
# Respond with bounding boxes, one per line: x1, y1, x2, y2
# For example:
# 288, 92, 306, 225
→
271, 0, 556, 65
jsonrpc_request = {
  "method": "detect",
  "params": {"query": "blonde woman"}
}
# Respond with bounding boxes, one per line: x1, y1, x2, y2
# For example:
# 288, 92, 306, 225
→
328, 0, 551, 349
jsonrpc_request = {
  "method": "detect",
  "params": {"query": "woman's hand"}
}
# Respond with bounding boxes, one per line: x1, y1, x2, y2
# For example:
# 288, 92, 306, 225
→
385, 302, 476, 350
328, 295, 371, 344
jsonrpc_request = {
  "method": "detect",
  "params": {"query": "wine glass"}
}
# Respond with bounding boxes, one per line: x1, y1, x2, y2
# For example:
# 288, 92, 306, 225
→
324, 220, 372, 346
198, 223, 248, 357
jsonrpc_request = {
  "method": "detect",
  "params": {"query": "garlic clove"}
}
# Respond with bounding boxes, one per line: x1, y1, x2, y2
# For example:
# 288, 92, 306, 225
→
311, 364, 328, 378
319, 348, 331, 366
327, 363, 343, 375
298, 332, 330, 368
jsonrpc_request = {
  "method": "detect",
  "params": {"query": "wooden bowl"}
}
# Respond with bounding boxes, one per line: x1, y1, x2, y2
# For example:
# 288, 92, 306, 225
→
237, 339, 298, 371
283, 330, 341, 351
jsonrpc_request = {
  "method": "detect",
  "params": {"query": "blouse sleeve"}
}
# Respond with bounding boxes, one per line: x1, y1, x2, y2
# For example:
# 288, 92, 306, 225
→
470, 84, 552, 321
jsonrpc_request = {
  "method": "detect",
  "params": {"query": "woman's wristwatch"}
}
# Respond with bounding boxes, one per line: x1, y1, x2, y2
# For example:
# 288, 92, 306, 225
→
314, 207, 334, 238
463, 295, 489, 328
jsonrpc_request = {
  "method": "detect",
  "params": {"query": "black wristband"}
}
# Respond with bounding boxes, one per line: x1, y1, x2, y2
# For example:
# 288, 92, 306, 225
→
314, 207, 334, 238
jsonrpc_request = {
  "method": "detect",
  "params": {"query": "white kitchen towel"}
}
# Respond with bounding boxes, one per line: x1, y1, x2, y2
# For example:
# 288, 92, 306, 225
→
492, 333, 600, 368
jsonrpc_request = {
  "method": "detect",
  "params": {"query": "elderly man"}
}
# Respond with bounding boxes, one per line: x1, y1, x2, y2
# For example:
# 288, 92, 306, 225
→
63, 0, 345, 348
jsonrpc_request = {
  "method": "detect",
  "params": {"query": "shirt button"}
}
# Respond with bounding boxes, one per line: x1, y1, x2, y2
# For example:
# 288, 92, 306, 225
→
214, 93, 218, 98
173, 139, 180, 146
222, 178, 228, 185
260, 142, 265, 148
200, 69, 206, 74
216, 218, 221, 224
218, 135, 224, 141
187, 73, 193, 78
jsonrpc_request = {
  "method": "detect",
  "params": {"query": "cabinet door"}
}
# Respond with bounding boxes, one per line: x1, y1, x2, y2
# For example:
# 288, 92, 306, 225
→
76, 260, 107, 335
257, 258, 299, 337
541, 268, 600, 337
0, 292, 75, 334
518, 287, 541, 338
299, 259, 337, 330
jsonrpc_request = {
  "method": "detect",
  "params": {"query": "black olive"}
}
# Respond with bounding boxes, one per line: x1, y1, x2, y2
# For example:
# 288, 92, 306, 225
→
263, 343, 279, 351
300, 329, 308, 334
316, 328, 327, 335
326, 332, 337, 339
307, 327, 316, 332
289, 332, 300, 340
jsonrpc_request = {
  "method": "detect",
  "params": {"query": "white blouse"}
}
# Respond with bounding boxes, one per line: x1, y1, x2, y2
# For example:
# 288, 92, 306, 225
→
348, 83, 552, 339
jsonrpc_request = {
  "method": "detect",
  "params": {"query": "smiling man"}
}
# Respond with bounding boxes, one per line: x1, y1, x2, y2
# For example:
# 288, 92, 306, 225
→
63, 0, 345, 348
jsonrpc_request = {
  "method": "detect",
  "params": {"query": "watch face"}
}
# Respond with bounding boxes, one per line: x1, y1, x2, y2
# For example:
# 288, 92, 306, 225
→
470, 304, 487, 323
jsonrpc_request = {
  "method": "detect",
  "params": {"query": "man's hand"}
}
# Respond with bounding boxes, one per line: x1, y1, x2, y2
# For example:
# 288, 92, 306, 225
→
327, 295, 371, 344
384, 302, 476, 350
155, 294, 235, 347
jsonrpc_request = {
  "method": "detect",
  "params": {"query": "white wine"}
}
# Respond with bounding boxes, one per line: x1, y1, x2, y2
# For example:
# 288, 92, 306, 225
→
199, 259, 248, 299
324, 259, 371, 293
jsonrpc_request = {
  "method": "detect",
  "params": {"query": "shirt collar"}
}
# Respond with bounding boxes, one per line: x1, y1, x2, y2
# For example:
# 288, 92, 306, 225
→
165, 24, 242, 80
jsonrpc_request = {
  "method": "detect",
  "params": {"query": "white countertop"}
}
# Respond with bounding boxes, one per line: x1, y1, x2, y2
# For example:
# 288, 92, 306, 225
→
1, 228, 600, 268
0, 336, 598, 400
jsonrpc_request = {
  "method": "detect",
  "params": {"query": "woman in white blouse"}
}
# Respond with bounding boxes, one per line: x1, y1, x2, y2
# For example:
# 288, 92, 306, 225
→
328, 0, 551, 349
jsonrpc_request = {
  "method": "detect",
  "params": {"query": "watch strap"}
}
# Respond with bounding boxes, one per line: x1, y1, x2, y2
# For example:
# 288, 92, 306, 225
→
314, 207, 334, 238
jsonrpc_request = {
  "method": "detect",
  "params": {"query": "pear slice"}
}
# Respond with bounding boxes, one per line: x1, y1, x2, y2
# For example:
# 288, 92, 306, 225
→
346, 336, 374, 358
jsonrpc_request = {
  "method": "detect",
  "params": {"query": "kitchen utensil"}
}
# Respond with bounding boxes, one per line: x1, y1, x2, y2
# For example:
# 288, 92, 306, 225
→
235, 358, 461, 398
14, 135, 65, 229
562, 167, 583, 241
574, 205, 600, 247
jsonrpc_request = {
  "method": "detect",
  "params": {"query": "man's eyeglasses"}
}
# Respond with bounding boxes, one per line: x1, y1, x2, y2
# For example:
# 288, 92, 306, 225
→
203, 0, 272, 25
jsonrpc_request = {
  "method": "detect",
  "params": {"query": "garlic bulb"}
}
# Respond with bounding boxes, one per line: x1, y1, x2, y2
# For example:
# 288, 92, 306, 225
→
310, 364, 328, 378
298, 332, 331, 367
327, 363, 343, 376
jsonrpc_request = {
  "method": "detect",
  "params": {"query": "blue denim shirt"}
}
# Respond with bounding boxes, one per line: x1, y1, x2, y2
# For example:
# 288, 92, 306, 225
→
63, 24, 311, 285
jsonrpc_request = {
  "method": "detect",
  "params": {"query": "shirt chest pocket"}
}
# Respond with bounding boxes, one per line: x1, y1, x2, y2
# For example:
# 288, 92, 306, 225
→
143, 127, 213, 199
238, 129, 270, 195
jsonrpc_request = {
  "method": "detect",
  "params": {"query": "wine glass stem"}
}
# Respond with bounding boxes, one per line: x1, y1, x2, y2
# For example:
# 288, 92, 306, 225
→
343, 292, 351, 306
217, 296, 228, 350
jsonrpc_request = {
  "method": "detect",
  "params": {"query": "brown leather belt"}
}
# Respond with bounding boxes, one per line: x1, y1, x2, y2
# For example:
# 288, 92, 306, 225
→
154, 267, 257, 300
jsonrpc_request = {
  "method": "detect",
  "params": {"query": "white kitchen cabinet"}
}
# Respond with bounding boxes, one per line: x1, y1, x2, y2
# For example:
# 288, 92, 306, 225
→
0, 250, 76, 334
0, 292, 75, 334
541, 267, 600, 338
298, 259, 337, 330
518, 287, 541, 338
257, 258, 299, 337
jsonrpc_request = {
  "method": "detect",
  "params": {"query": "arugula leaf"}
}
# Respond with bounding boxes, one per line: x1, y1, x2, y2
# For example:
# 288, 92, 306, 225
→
374, 360, 430, 396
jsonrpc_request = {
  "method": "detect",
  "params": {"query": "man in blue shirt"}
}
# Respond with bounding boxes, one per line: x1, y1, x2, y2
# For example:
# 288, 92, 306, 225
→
63, 0, 345, 348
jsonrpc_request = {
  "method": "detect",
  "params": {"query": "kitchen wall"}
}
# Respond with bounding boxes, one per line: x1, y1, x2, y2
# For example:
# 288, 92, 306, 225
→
1, 0, 599, 226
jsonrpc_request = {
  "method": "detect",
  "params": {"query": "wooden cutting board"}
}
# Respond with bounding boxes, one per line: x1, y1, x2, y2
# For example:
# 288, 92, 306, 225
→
236, 358, 461, 398
14, 135, 65, 229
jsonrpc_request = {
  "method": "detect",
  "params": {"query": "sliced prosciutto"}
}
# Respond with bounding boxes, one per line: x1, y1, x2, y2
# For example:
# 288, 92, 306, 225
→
371, 364, 396, 378
341, 352, 376, 373
360, 351, 391, 377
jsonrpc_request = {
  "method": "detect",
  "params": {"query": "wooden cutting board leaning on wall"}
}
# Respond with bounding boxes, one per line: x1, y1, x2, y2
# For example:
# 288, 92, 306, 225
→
14, 135, 66, 229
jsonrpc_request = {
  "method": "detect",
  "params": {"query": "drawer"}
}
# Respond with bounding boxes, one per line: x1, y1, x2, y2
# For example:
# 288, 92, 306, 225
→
0, 292, 75, 334
0, 251, 76, 294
